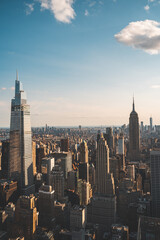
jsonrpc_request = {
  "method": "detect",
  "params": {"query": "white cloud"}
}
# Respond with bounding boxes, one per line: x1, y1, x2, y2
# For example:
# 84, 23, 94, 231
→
10, 87, 15, 91
85, 10, 89, 16
149, 0, 155, 2
144, 5, 150, 11
115, 20, 160, 55
1, 88, 6, 91
38, 0, 76, 23
151, 85, 160, 88
89, 1, 96, 7
25, 3, 34, 15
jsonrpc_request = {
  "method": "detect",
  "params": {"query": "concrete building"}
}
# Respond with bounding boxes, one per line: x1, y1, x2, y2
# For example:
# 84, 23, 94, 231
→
14, 195, 38, 240
50, 165, 64, 201
41, 157, 55, 184
39, 184, 55, 226
80, 141, 88, 163
61, 138, 69, 152
70, 205, 86, 231
0, 179, 18, 208
51, 152, 72, 179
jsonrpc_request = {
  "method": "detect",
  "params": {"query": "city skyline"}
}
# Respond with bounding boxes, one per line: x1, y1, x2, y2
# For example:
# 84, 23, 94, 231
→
1, 0, 160, 127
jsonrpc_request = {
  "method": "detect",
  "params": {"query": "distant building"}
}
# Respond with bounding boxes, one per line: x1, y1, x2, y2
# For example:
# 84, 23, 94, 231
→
129, 98, 140, 161
61, 138, 69, 152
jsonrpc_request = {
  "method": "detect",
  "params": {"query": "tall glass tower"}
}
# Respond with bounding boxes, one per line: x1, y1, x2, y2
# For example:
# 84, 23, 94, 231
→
9, 72, 34, 194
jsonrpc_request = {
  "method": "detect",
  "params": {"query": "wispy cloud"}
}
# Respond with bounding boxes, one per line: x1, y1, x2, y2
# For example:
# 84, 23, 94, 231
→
38, 0, 76, 23
151, 85, 160, 88
1, 88, 6, 91
25, 3, 34, 15
144, 5, 150, 11
115, 20, 160, 55
10, 87, 15, 91
85, 10, 89, 16
89, 1, 96, 7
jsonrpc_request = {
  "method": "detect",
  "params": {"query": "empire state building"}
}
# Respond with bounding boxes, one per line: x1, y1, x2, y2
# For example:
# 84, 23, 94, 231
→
129, 98, 140, 161
9, 72, 34, 194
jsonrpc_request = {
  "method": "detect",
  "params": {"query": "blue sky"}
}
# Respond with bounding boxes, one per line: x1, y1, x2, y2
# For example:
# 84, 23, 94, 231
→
1, 0, 160, 127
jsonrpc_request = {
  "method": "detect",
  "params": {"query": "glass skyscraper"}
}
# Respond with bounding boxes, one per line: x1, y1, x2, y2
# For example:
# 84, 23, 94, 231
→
9, 72, 34, 194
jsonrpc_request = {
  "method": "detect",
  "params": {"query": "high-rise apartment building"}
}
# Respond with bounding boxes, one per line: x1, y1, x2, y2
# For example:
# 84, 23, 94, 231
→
129, 98, 140, 161
9, 73, 34, 194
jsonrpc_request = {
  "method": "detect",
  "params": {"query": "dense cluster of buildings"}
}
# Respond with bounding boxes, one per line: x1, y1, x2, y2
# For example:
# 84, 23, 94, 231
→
0, 75, 160, 239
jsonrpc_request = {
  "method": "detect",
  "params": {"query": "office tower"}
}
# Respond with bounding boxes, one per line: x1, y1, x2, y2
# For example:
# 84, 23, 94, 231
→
77, 179, 91, 205
129, 98, 140, 161
9, 73, 34, 194
50, 165, 64, 201
1, 140, 9, 177
150, 151, 160, 217
96, 134, 109, 195
14, 195, 38, 240
51, 152, 72, 179
87, 194, 116, 232
41, 157, 55, 184
61, 138, 69, 152
141, 121, 144, 133
89, 164, 95, 188
104, 127, 114, 155
0, 179, 18, 208
79, 163, 89, 183
32, 141, 37, 176
36, 144, 47, 173
67, 170, 77, 190
118, 133, 124, 155
39, 185, 55, 226
87, 134, 116, 235
70, 205, 86, 231
150, 117, 153, 132
97, 130, 101, 143
127, 165, 135, 180
80, 141, 88, 163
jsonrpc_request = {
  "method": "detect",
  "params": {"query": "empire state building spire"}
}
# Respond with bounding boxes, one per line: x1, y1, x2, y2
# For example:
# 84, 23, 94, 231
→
133, 96, 135, 112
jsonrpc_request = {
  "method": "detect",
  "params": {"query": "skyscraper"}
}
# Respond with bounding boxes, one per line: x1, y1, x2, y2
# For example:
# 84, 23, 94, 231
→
96, 134, 110, 195
129, 98, 140, 161
150, 151, 160, 217
9, 72, 34, 194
